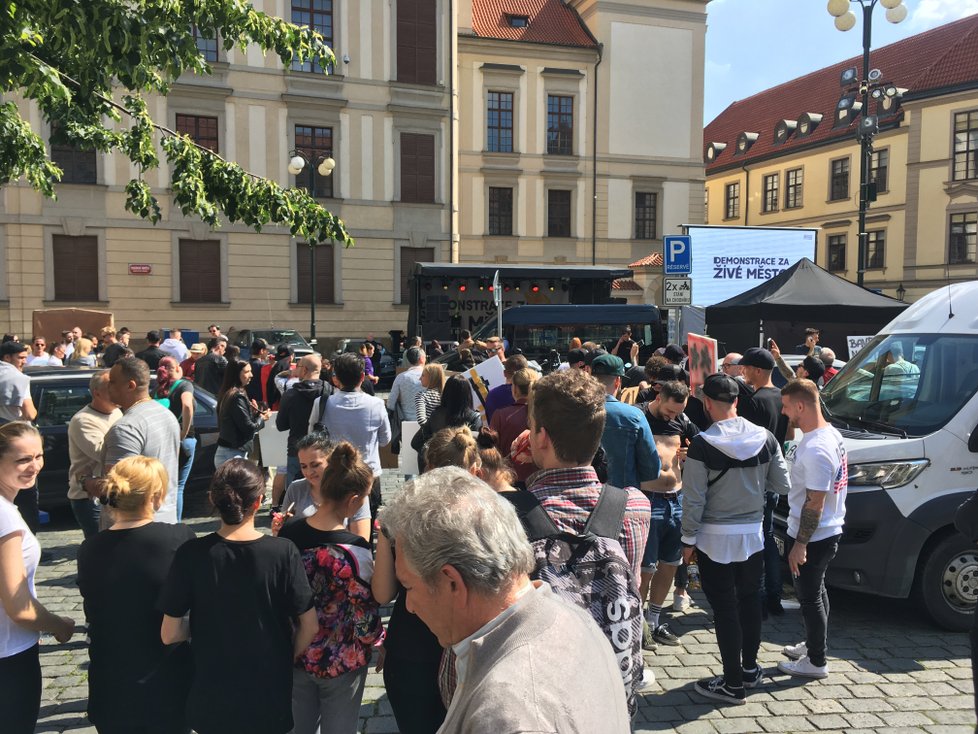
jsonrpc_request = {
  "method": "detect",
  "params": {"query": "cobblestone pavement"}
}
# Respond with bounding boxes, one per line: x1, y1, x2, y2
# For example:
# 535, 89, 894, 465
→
31, 471, 977, 733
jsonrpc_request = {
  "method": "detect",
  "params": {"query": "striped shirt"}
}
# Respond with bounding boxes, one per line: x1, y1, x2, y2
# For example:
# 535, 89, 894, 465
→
414, 388, 441, 426
526, 466, 652, 581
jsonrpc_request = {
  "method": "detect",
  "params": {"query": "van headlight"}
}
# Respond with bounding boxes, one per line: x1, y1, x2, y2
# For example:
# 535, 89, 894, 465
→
848, 459, 929, 489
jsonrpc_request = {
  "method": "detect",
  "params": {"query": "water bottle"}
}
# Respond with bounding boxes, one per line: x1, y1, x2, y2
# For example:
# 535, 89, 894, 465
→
687, 561, 702, 590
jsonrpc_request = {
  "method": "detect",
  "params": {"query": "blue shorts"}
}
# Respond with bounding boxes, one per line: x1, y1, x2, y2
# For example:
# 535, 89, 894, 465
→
642, 493, 683, 572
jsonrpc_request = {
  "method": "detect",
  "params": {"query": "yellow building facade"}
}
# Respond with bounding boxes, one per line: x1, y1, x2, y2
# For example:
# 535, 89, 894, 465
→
704, 15, 978, 303
1, 0, 707, 344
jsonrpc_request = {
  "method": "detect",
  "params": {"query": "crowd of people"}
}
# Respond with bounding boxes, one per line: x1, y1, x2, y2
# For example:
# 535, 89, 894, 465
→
0, 322, 856, 734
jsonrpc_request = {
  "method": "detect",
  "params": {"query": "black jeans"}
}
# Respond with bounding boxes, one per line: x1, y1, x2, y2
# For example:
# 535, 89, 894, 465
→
0, 644, 41, 734
790, 534, 840, 667
698, 548, 763, 688
761, 491, 782, 602
383, 653, 447, 734
14, 486, 40, 534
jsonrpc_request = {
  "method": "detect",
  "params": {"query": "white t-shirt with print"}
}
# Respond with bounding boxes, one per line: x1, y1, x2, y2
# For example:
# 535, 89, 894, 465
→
787, 425, 848, 543
0, 495, 41, 657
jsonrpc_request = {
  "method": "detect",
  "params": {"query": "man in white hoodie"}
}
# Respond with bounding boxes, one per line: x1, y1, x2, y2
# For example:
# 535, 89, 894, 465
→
681, 373, 791, 706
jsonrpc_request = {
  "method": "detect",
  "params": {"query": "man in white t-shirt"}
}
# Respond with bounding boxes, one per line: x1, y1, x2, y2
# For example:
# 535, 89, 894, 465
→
779, 378, 848, 681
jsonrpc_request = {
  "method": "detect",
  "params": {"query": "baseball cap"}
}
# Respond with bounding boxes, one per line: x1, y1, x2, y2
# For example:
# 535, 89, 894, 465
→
189, 343, 207, 355
653, 363, 687, 384
567, 348, 591, 366
701, 373, 740, 403
738, 347, 776, 370
591, 353, 625, 377
802, 355, 826, 381
0, 341, 28, 357
663, 344, 686, 364
276, 344, 294, 359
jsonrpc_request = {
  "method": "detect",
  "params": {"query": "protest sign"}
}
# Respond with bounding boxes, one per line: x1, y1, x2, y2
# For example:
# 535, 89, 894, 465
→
686, 333, 718, 394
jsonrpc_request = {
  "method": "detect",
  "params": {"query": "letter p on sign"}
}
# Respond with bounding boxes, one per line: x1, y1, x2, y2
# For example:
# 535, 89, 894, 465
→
663, 235, 692, 275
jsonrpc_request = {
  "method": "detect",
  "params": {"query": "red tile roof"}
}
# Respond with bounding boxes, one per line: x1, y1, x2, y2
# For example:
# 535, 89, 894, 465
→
629, 252, 663, 268
705, 14, 978, 174
612, 278, 642, 291
470, 0, 598, 48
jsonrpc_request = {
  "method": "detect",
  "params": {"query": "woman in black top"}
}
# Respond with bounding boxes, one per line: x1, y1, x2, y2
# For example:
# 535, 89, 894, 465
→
215, 360, 270, 467
411, 374, 482, 471
77, 456, 195, 734
159, 459, 318, 734
154, 357, 195, 521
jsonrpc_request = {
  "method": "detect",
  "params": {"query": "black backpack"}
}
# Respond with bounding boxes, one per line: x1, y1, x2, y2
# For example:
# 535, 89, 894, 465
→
509, 486, 644, 715
311, 383, 334, 436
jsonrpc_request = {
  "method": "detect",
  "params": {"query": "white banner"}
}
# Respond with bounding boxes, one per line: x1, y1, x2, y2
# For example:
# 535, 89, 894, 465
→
462, 355, 506, 417
847, 335, 874, 360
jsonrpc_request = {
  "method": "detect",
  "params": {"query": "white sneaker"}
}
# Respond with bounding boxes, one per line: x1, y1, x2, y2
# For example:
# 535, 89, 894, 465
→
778, 656, 828, 679
781, 641, 807, 660
638, 667, 656, 690
672, 593, 691, 612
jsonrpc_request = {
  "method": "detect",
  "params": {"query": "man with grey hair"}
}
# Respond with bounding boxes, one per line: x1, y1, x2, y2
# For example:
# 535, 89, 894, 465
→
67, 371, 121, 536
381, 467, 630, 733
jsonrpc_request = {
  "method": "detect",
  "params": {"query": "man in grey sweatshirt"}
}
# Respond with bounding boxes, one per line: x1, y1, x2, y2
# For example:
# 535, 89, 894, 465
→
681, 373, 791, 706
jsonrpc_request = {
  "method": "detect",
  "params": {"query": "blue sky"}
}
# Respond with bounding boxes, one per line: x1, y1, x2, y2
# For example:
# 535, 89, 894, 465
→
704, 0, 978, 124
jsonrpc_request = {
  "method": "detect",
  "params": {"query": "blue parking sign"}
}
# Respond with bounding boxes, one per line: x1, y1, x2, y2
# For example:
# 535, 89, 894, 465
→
663, 235, 691, 275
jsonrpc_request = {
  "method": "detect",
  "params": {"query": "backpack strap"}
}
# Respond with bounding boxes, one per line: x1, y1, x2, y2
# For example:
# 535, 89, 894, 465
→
585, 484, 629, 540
509, 490, 561, 541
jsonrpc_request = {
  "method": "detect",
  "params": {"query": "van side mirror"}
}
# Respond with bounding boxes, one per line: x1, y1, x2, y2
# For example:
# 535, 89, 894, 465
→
970, 426, 978, 453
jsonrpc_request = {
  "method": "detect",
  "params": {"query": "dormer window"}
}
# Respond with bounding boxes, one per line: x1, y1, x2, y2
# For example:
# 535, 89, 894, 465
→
796, 112, 823, 138
774, 119, 797, 145
507, 14, 530, 28
705, 142, 727, 163
734, 132, 759, 155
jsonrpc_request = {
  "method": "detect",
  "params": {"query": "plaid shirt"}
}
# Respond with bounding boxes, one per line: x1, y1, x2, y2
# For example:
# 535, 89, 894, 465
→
526, 466, 652, 581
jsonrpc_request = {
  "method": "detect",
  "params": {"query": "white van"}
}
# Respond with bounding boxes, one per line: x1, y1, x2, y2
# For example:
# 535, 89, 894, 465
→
775, 280, 978, 630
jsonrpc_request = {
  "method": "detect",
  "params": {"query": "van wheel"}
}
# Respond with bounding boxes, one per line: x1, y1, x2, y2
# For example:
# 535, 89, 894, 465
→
913, 532, 978, 632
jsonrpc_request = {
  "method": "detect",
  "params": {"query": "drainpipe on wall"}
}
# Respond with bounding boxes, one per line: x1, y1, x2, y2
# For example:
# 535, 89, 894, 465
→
591, 43, 604, 266
449, 0, 459, 263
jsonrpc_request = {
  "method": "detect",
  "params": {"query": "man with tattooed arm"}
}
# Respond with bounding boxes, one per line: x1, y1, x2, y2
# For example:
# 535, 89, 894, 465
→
778, 379, 848, 681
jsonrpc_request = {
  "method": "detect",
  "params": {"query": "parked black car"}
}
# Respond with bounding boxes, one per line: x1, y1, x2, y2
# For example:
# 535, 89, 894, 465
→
227, 328, 315, 361
24, 367, 220, 511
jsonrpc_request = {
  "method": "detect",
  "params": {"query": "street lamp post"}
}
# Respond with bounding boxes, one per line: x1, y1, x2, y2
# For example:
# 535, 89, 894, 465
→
827, 0, 907, 288
288, 150, 336, 347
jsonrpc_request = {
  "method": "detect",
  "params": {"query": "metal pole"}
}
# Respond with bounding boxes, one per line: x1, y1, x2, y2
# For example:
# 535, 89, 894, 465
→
856, 0, 874, 288
309, 160, 317, 346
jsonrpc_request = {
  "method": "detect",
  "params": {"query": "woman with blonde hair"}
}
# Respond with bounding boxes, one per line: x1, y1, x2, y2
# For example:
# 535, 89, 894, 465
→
0, 422, 75, 733
414, 363, 446, 426
77, 456, 196, 734
68, 337, 97, 367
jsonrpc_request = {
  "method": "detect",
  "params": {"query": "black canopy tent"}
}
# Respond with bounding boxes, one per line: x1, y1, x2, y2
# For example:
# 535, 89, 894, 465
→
705, 258, 907, 356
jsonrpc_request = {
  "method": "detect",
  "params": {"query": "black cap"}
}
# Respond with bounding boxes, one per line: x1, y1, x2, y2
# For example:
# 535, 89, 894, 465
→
276, 343, 294, 359
663, 344, 686, 364
0, 341, 28, 357
701, 373, 740, 403
739, 347, 776, 370
802, 355, 826, 381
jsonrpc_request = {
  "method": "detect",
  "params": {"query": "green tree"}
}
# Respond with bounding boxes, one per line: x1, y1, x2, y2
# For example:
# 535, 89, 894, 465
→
0, 0, 352, 246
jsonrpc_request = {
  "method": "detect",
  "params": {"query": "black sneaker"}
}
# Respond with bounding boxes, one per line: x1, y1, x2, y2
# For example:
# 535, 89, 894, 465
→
651, 623, 682, 646
694, 676, 746, 705
642, 620, 658, 652
767, 598, 786, 616
742, 666, 764, 688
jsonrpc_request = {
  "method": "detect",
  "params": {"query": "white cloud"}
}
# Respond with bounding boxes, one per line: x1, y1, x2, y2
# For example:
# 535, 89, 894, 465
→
706, 58, 732, 78
908, 0, 978, 30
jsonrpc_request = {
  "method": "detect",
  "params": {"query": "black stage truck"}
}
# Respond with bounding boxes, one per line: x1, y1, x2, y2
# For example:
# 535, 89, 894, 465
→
407, 262, 635, 343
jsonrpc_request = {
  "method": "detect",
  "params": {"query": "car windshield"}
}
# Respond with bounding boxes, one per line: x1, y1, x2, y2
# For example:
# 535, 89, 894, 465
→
821, 333, 978, 436
255, 330, 307, 347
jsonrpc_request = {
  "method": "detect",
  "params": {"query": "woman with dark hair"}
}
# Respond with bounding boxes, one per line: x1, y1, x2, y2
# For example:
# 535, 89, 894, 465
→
280, 442, 383, 734
153, 357, 196, 520
271, 433, 371, 541
411, 374, 482, 470
78, 456, 195, 734
215, 360, 270, 467
0, 422, 75, 734
159, 459, 318, 734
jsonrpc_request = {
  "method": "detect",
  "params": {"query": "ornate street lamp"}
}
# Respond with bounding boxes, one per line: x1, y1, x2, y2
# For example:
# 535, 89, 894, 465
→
288, 149, 336, 347
827, 0, 906, 288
